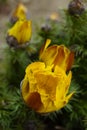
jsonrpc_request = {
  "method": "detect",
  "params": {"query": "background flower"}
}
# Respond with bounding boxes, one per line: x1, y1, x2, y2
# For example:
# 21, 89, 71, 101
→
7, 20, 32, 46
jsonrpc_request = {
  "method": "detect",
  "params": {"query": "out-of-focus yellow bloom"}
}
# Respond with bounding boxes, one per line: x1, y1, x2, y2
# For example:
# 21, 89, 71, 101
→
11, 3, 27, 21
7, 20, 32, 45
49, 12, 59, 21
39, 39, 74, 72
21, 39, 74, 113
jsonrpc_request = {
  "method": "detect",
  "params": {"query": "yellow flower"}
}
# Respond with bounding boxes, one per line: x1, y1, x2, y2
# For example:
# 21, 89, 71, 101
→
21, 62, 73, 113
49, 12, 59, 21
11, 3, 27, 22
39, 39, 74, 72
7, 20, 32, 45
21, 40, 74, 113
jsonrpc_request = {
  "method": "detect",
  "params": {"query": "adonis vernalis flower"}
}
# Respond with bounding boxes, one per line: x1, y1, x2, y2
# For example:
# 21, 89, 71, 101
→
21, 39, 74, 113
7, 20, 32, 46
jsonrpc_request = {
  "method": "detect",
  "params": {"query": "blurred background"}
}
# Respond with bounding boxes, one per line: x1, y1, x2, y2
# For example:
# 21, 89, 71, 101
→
0, 0, 70, 44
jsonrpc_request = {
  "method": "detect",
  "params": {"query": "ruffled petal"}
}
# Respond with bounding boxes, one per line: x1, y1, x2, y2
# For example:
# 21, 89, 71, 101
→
39, 40, 74, 72
40, 45, 58, 66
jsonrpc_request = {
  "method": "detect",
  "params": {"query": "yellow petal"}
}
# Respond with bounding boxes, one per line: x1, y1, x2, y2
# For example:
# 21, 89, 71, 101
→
26, 62, 45, 74
54, 91, 74, 110
21, 74, 43, 111
37, 98, 57, 113
35, 71, 58, 100
54, 45, 74, 71
54, 66, 68, 100
53, 45, 69, 71
53, 46, 65, 68
25, 62, 46, 92
40, 45, 58, 66
12, 3, 27, 20
39, 39, 51, 59
8, 20, 32, 44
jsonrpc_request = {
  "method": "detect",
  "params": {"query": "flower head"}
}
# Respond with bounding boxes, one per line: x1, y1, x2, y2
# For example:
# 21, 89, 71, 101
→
7, 20, 32, 46
10, 3, 27, 23
21, 40, 74, 113
39, 39, 74, 72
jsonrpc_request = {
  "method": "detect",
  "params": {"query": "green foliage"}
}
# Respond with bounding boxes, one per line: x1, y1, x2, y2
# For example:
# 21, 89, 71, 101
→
0, 85, 45, 130
39, 14, 67, 45
1, 45, 34, 87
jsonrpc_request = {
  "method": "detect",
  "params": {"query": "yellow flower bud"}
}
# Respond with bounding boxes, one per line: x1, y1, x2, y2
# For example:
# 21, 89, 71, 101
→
7, 20, 32, 45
